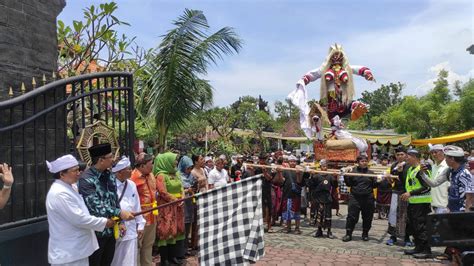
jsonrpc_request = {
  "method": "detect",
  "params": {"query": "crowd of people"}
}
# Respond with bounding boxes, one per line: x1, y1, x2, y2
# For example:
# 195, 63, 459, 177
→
2, 140, 472, 265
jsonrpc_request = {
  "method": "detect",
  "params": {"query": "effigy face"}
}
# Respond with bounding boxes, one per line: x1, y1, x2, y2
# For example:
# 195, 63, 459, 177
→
330, 52, 344, 65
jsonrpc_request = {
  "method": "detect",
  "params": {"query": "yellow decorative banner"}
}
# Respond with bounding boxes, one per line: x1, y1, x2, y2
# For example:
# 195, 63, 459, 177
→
412, 130, 474, 146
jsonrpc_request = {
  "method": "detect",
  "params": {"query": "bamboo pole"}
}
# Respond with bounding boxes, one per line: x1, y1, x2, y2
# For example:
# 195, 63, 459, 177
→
308, 166, 389, 174
244, 163, 398, 179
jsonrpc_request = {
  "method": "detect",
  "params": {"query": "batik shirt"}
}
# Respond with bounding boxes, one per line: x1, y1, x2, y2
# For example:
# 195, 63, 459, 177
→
78, 166, 121, 238
448, 164, 474, 212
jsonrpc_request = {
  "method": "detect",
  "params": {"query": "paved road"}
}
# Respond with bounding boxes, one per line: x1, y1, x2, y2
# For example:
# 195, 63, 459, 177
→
156, 203, 449, 265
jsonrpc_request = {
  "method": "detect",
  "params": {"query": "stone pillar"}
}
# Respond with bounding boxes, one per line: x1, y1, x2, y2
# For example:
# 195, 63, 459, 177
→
0, 0, 65, 100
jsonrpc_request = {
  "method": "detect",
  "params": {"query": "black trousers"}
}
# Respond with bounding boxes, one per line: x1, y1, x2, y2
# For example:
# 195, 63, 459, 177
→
407, 203, 431, 251
346, 194, 375, 233
89, 236, 115, 266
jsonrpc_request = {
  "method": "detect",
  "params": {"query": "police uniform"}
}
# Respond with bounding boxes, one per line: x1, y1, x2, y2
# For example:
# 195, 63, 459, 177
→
404, 163, 432, 256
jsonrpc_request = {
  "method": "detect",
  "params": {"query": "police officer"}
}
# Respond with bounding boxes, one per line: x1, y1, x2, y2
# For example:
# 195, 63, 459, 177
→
342, 155, 378, 242
402, 149, 432, 258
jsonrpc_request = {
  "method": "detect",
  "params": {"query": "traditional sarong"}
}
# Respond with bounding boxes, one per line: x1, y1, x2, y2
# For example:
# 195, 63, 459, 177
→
271, 185, 282, 220
282, 197, 301, 222
396, 195, 408, 237
314, 202, 332, 229
112, 239, 139, 266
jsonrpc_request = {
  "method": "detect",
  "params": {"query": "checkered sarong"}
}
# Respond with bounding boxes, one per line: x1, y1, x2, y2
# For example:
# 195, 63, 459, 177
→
339, 178, 349, 194
198, 175, 265, 265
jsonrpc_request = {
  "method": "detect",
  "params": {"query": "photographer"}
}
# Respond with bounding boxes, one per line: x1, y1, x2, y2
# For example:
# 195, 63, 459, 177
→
0, 163, 14, 209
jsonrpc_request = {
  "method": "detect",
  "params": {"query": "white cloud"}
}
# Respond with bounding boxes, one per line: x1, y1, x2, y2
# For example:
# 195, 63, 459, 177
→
207, 60, 322, 106
416, 62, 473, 93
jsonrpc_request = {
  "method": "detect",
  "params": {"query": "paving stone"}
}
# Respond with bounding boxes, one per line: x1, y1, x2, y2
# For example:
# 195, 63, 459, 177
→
158, 204, 449, 266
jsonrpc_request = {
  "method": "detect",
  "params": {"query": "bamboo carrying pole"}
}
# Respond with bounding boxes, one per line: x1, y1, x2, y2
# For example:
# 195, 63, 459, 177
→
244, 163, 398, 179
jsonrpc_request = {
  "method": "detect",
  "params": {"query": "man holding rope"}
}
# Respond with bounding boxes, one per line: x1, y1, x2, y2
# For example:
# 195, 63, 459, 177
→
111, 157, 146, 266
46, 154, 116, 266
130, 152, 157, 266
78, 143, 135, 266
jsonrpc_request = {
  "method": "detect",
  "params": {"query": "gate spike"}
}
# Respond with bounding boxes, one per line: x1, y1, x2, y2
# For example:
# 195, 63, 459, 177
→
21, 82, 26, 94
42, 74, 47, 85
52, 71, 57, 80
8, 87, 13, 98
32, 77, 36, 88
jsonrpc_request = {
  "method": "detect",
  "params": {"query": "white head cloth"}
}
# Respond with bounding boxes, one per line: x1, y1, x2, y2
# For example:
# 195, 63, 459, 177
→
443, 145, 464, 157
46, 154, 78, 174
204, 156, 212, 162
112, 156, 131, 173
428, 143, 444, 151
288, 155, 298, 161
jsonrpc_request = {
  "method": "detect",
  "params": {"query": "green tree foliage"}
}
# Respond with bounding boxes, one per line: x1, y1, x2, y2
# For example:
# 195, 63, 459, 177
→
349, 82, 404, 129
384, 71, 473, 138
205, 107, 238, 140
57, 2, 148, 76
138, 9, 242, 151
459, 79, 474, 129
248, 110, 274, 151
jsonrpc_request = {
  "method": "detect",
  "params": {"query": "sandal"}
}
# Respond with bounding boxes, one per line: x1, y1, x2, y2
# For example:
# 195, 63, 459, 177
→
435, 254, 450, 260
294, 229, 302, 234
267, 228, 275, 233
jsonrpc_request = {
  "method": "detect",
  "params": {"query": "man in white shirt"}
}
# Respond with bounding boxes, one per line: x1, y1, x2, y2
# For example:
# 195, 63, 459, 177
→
46, 154, 115, 265
427, 144, 450, 214
111, 157, 146, 266
204, 156, 214, 176
208, 158, 230, 189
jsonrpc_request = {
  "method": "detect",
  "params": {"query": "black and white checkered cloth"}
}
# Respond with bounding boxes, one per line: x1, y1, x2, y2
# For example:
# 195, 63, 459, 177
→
198, 174, 265, 265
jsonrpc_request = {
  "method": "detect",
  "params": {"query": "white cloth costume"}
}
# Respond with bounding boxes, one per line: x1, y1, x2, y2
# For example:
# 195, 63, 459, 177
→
111, 157, 146, 266
111, 179, 145, 266
331, 115, 368, 153
47, 179, 107, 265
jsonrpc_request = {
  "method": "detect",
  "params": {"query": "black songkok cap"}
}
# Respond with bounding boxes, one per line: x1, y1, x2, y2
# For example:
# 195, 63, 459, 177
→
88, 143, 112, 158
394, 145, 406, 153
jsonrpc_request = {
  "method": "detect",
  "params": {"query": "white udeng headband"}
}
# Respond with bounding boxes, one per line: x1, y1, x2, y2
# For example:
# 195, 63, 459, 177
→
46, 154, 78, 174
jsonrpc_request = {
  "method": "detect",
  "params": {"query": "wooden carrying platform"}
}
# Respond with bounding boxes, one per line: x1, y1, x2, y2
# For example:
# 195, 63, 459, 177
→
314, 140, 359, 162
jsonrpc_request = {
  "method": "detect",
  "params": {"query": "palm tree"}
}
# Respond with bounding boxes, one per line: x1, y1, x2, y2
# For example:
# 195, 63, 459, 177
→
138, 9, 242, 151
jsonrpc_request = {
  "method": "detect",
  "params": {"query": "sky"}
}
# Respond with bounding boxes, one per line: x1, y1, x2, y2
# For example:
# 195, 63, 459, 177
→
59, 0, 474, 109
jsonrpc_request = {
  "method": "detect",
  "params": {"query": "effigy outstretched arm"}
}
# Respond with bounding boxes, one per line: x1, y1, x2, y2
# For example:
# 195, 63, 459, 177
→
351, 65, 375, 81
296, 68, 322, 87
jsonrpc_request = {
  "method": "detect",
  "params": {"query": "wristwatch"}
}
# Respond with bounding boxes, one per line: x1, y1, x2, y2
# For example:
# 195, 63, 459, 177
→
3, 184, 12, 189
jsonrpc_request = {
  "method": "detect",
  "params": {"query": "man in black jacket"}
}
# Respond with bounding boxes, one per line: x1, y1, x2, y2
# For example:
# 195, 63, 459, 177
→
342, 155, 378, 242
307, 159, 337, 239
386, 146, 413, 246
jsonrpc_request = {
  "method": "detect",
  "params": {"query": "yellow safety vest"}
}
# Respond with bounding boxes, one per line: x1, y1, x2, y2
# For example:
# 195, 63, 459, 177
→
405, 165, 431, 204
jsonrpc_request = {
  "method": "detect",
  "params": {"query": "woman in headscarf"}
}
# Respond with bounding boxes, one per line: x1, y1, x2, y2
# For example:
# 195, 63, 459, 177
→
177, 155, 196, 256
153, 152, 185, 266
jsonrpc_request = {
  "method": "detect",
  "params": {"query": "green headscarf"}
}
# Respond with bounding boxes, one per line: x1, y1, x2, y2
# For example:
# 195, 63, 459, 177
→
153, 152, 178, 177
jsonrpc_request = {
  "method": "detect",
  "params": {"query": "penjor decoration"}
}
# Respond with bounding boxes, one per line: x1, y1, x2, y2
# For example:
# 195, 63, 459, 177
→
288, 44, 374, 152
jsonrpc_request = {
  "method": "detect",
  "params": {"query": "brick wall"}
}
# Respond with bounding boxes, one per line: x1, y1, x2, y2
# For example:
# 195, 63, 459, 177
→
0, 0, 65, 100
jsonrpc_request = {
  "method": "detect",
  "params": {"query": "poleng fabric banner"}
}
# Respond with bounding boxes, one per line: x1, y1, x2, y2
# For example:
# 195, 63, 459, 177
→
197, 174, 265, 265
